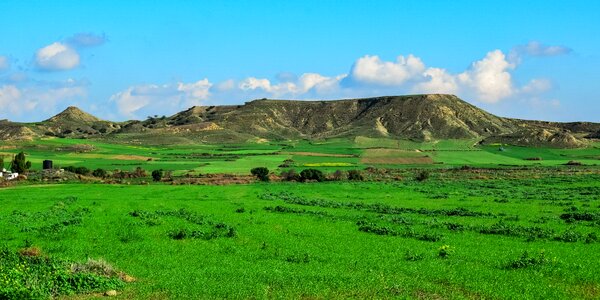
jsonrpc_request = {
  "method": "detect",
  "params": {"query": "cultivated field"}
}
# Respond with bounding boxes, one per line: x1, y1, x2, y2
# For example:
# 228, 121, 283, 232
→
1, 137, 600, 299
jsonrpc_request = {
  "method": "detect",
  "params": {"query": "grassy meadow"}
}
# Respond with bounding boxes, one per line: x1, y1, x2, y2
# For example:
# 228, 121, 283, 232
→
1, 137, 600, 299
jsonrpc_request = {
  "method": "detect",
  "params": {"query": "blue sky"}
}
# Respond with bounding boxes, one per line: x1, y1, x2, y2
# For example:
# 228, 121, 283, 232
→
0, 0, 599, 122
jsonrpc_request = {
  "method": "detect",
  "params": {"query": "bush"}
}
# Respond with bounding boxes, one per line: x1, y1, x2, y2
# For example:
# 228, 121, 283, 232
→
92, 168, 107, 178
280, 169, 300, 181
347, 170, 364, 181
331, 170, 345, 181
506, 250, 550, 269
415, 170, 430, 181
251, 167, 270, 182
152, 170, 163, 182
438, 245, 452, 258
300, 169, 325, 182
63, 166, 91, 175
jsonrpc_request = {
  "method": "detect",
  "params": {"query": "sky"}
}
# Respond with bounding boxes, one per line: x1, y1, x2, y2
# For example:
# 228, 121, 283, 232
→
0, 0, 599, 122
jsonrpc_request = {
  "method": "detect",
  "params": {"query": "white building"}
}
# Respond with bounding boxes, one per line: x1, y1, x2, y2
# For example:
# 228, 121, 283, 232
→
0, 168, 19, 180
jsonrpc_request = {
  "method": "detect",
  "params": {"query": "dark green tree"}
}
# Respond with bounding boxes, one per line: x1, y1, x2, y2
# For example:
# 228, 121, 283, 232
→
300, 169, 325, 182
10, 152, 31, 173
250, 167, 270, 182
152, 169, 163, 182
0, 157, 4, 170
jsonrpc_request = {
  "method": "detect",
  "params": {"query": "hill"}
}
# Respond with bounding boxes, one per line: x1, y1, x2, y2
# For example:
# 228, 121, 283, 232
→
0, 94, 598, 147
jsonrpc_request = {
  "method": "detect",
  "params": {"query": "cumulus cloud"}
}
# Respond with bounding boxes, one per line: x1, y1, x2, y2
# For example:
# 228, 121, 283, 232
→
0, 79, 87, 120
110, 79, 212, 118
108, 42, 568, 119
67, 32, 107, 48
457, 50, 516, 103
33, 33, 106, 72
347, 54, 425, 86
35, 42, 80, 71
413, 68, 458, 94
0, 56, 9, 71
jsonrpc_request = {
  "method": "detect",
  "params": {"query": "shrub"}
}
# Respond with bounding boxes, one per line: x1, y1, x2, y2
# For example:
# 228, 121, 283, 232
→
524, 157, 543, 161
300, 168, 325, 182
280, 169, 300, 181
92, 168, 107, 178
347, 170, 364, 181
63, 166, 91, 175
565, 160, 582, 166
279, 159, 295, 168
331, 170, 345, 181
415, 170, 430, 181
133, 167, 146, 178
506, 250, 550, 269
251, 167, 270, 182
152, 170, 163, 182
438, 245, 452, 258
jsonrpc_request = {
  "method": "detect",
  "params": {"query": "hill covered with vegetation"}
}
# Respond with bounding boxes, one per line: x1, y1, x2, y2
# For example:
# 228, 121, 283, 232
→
1, 94, 599, 147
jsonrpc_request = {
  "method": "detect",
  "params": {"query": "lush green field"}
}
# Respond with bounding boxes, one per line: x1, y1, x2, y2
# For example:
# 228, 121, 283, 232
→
1, 137, 600, 298
1, 168, 600, 299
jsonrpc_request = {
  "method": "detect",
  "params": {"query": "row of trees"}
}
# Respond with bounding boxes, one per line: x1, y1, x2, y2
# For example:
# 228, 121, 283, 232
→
251, 167, 364, 182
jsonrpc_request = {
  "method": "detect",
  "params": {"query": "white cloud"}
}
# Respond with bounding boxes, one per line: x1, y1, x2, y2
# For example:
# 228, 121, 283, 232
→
348, 54, 425, 86
35, 42, 80, 71
0, 81, 87, 120
0, 56, 9, 71
509, 41, 572, 64
458, 50, 515, 103
413, 67, 458, 94
520, 78, 553, 94
67, 32, 107, 48
106, 43, 568, 119
111, 79, 212, 118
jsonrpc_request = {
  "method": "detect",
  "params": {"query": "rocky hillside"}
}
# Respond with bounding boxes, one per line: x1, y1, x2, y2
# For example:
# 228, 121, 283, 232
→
0, 94, 598, 147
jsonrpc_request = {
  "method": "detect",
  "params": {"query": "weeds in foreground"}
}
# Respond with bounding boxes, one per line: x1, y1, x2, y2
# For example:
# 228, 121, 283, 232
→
0, 247, 124, 299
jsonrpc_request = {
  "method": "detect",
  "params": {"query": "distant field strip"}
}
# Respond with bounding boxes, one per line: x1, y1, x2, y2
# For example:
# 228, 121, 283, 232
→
285, 151, 355, 157
361, 148, 434, 164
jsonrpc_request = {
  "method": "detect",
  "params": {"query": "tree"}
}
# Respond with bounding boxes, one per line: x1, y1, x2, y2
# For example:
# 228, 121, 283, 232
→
250, 167, 270, 182
10, 152, 31, 173
92, 168, 107, 178
152, 169, 163, 182
0, 157, 4, 170
300, 169, 325, 182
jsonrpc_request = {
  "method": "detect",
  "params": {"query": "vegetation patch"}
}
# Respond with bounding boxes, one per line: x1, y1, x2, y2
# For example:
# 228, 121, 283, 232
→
0, 247, 125, 299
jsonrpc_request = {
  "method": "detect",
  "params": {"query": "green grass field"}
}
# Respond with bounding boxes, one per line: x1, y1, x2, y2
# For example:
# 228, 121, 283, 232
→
1, 137, 600, 299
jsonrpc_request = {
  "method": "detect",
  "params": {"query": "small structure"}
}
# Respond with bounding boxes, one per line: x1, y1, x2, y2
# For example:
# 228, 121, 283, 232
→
43, 160, 53, 170
1, 168, 19, 181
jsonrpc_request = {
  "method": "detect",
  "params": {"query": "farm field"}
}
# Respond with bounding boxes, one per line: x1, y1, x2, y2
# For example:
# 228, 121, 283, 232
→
1, 168, 600, 299
1, 138, 599, 176
1, 138, 600, 299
